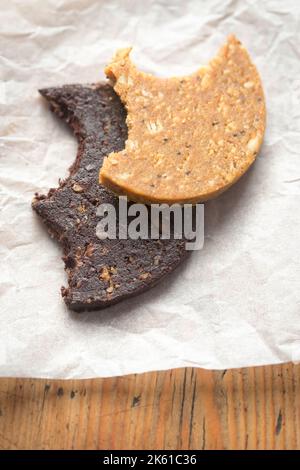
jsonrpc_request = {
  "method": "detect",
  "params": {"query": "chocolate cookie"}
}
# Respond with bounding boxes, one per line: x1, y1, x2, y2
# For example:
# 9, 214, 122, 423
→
32, 83, 187, 311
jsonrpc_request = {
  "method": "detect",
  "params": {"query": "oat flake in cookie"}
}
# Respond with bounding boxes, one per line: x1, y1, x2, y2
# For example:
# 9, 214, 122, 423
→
100, 35, 266, 204
32, 84, 187, 312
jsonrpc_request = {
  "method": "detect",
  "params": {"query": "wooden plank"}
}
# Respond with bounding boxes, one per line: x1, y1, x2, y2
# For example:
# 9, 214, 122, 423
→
0, 364, 299, 450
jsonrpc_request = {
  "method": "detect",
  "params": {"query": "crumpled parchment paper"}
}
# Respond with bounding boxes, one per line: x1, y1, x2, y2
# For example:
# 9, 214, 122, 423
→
1, 0, 300, 378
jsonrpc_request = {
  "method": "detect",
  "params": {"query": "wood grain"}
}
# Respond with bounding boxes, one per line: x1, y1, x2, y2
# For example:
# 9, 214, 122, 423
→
0, 364, 299, 450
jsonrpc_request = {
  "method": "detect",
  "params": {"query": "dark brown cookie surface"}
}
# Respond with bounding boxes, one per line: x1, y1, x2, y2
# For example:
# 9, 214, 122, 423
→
32, 84, 187, 312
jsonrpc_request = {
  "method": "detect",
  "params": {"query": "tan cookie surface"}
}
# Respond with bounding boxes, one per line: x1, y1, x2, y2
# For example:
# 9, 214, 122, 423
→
100, 35, 266, 204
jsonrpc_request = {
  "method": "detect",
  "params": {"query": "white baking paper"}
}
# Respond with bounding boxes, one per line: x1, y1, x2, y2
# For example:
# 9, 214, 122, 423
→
1, 0, 300, 378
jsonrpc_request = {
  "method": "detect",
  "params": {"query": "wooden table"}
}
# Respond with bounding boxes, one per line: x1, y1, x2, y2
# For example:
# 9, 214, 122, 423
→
0, 363, 299, 450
